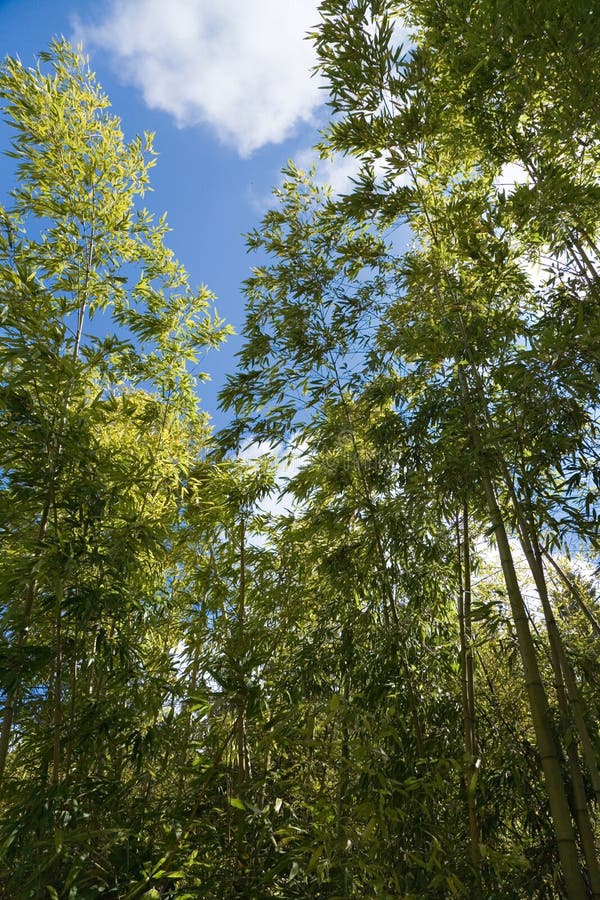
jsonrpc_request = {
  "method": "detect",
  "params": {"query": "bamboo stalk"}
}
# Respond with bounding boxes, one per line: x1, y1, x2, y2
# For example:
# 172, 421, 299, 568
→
457, 366, 587, 900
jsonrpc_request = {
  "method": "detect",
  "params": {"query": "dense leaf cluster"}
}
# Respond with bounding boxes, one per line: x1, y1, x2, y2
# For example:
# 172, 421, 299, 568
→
1, 7, 600, 898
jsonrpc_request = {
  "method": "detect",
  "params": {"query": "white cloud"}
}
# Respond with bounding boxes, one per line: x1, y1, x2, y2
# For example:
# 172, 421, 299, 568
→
78, 0, 323, 156
289, 147, 415, 202
494, 161, 529, 196
294, 149, 362, 196
238, 440, 306, 526
248, 148, 361, 215
373, 151, 413, 188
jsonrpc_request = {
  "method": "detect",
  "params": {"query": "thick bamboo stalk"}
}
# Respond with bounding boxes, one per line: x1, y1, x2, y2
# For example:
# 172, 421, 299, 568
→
465, 349, 600, 806
500, 490, 600, 806
480, 471, 587, 900
457, 366, 587, 900
524, 548, 600, 897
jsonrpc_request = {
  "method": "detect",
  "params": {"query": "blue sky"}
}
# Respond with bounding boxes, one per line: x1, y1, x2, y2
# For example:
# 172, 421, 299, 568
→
0, 0, 362, 428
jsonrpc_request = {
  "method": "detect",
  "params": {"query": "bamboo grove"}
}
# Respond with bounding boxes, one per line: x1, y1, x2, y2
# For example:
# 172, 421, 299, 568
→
0, 1, 599, 896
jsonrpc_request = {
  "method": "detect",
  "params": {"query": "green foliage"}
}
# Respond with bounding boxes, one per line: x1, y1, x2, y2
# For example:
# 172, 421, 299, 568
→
0, 41, 229, 898
2, 11, 600, 899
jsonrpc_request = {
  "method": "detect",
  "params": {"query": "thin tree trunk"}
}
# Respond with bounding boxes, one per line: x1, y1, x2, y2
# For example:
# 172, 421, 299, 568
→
0, 499, 51, 782
541, 549, 600, 641
523, 546, 600, 896
457, 366, 587, 900
65, 625, 78, 780
481, 472, 587, 900
176, 638, 201, 805
324, 347, 427, 759
0, 202, 97, 785
499, 484, 600, 808
464, 350, 600, 813
533, 547, 600, 802
52, 600, 63, 786
457, 505, 481, 876
409, 156, 590, 893
236, 514, 249, 780
335, 626, 352, 898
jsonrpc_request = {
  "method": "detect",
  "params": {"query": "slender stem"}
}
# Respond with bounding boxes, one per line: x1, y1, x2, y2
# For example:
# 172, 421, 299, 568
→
0, 498, 52, 782
542, 549, 600, 641
456, 508, 481, 881
52, 596, 63, 786
236, 513, 248, 780
321, 335, 426, 758
462, 504, 480, 874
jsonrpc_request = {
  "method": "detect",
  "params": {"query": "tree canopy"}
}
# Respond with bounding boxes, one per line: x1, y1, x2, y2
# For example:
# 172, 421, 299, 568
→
1, 7, 600, 899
